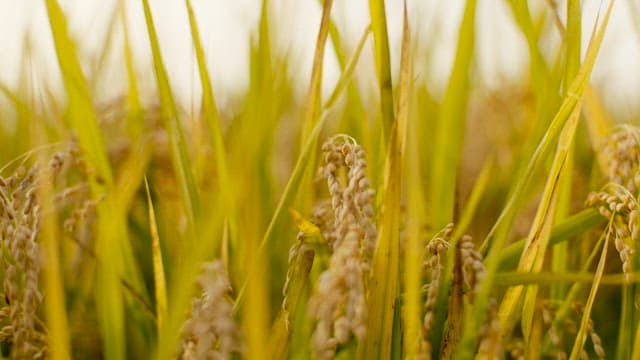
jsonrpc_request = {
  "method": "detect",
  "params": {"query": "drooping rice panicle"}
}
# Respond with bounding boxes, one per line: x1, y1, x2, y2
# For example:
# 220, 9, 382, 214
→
587, 126, 640, 278
0, 0, 626, 357
179, 261, 243, 359
418, 224, 452, 358
0, 144, 82, 359
476, 299, 503, 360
309, 225, 366, 359
0, 165, 47, 358
572, 302, 605, 360
542, 302, 567, 360
321, 136, 377, 264
307, 135, 376, 359
540, 300, 606, 360
460, 234, 486, 299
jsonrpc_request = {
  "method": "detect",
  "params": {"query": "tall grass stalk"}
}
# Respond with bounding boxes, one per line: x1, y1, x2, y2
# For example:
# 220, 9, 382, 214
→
359, 4, 410, 358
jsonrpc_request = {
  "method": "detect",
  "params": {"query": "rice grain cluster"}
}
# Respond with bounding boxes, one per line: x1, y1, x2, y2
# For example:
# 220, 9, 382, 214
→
307, 136, 376, 359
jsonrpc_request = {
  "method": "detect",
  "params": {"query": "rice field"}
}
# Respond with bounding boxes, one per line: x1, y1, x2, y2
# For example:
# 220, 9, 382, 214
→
0, 0, 638, 359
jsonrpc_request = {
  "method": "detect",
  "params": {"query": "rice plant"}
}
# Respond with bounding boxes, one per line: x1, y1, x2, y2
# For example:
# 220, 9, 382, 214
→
0, 0, 636, 359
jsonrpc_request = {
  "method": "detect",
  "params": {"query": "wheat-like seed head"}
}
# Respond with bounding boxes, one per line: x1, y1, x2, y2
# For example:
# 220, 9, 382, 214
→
282, 230, 313, 331
506, 338, 524, 360
604, 126, 640, 194
458, 234, 501, 358
540, 300, 606, 360
0, 141, 91, 359
0, 165, 46, 358
321, 136, 376, 265
540, 302, 566, 360
459, 234, 485, 299
179, 260, 243, 360
477, 299, 503, 360
418, 223, 453, 358
572, 303, 605, 360
306, 136, 376, 359
309, 225, 367, 359
587, 126, 640, 278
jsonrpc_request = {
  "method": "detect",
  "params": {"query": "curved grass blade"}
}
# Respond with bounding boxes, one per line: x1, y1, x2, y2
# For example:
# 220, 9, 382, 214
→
145, 178, 167, 332
44, 0, 113, 185
184, 0, 237, 252
141, 0, 200, 230
498, 102, 582, 342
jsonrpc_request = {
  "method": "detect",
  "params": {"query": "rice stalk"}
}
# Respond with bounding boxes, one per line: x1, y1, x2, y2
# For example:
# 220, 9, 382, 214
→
367, 0, 394, 141
358, 5, 410, 357
428, 1, 477, 354
184, 0, 236, 253
552, 0, 583, 304
141, 0, 200, 231
568, 227, 609, 360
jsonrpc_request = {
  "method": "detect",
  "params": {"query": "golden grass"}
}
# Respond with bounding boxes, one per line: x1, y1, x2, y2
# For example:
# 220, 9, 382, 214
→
0, 0, 636, 359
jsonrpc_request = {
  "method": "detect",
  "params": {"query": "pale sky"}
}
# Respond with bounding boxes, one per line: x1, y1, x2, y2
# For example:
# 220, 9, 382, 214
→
0, 0, 638, 117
